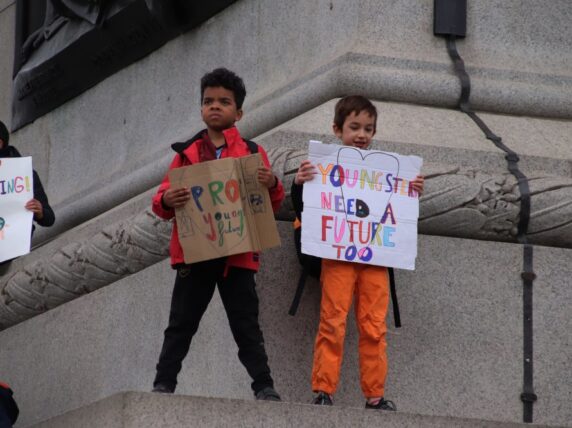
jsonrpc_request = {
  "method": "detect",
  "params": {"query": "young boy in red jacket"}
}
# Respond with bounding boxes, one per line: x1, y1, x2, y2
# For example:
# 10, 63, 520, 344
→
152, 68, 284, 401
292, 96, 424, 410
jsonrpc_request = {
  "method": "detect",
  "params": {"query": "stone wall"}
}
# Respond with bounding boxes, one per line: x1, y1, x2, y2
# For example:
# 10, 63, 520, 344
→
0, 0, 14, 123
1, 223, 570, 427
0, 1, 571, 427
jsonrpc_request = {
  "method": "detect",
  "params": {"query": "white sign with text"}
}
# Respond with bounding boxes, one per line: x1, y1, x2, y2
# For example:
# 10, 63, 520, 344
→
0, 157, 34, 263
301, 141, 422, 270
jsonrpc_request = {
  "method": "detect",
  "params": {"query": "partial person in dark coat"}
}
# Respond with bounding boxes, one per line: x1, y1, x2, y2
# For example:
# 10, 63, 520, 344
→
0, 120, 55, 231
0, 120, 55, 273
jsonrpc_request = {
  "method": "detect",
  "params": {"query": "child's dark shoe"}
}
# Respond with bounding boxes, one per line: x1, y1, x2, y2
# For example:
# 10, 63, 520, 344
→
255, 386, 281, 401
365, 397, 396, 411
312, 391, 333, 406
151, 383, 174, 394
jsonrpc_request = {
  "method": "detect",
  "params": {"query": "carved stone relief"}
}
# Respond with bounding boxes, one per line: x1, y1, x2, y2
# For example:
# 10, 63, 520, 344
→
1, 147, 571, 330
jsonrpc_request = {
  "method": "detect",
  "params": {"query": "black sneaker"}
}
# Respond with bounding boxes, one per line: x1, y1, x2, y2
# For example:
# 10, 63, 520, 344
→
312, 391, 333, 406
255, 386, 281, 401
365, 397, 396, 411
151, 383, 174, 394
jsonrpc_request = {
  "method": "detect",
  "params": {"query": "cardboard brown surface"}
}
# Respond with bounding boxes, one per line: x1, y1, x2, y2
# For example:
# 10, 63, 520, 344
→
168, 154, 280, 263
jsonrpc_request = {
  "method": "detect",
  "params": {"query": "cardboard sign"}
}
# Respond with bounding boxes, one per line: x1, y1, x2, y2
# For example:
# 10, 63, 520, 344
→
168, 153, 280, 264
0, 157, 34, 263
301, 141, 422, 270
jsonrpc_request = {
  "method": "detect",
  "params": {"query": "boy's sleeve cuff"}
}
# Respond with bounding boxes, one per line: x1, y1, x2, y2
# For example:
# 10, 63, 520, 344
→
270, 175, 279, 189
161, 194, 173, 211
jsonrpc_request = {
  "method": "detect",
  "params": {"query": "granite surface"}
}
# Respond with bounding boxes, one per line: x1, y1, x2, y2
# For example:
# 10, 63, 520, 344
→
0, 2, 14, 124
1, 224, 570, 427
0, 0, 567, 246
33, 392, 543, 428
0, 2, 570, 427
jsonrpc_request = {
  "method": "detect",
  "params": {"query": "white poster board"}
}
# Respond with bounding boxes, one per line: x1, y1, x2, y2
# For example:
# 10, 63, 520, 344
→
0, 157, 34, 263
301, 141, 422, 270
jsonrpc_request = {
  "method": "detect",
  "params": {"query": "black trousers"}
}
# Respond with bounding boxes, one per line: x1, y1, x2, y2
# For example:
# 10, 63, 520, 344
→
153, 258, 274, 394
0, 386, 18, 428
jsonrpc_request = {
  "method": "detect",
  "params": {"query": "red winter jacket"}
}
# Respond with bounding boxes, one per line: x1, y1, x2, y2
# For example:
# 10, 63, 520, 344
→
152, 127, 284, 271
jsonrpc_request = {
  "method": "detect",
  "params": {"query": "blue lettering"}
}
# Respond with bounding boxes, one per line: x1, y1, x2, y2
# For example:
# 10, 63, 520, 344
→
345, 245, 357, 261
330, 165, 345, 187
347, 198, 355, 215
334, 195, 344, 213
385, 174, 393, 193
358, 247, 373, 262
383, 226, 396, 247
191, 186, 204, 211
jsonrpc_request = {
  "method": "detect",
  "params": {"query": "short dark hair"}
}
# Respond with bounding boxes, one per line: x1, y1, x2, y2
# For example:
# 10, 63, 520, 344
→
200, 68, 246, 109
333, 95, 378, 132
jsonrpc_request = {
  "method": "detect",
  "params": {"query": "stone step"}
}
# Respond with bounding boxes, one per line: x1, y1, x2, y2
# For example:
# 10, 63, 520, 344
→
2, 228, 571, 427
32, 392, 545, 428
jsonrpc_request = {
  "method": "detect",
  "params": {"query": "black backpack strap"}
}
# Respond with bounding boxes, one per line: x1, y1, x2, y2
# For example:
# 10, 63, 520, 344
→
0, 385, 19, 424
388, 268, 401, 328
288, 270, 308, 316
290, 266, 399, 322
244, 139, 259, 154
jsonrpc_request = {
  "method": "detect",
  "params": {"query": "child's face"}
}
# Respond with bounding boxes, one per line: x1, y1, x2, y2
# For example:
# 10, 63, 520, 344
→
333, 110, 376, 150
201, 86, 243, 132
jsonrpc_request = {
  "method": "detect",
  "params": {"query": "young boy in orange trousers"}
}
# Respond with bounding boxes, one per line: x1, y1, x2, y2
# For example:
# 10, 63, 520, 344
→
291, 96, 424, 410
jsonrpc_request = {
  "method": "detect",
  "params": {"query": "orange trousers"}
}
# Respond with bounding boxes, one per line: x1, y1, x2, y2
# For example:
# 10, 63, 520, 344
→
311, 259, 389, 398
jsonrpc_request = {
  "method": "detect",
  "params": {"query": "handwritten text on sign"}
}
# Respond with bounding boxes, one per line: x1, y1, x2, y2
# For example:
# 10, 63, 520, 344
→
0, 157, 34, 263
301, 141, 422, 270
169, 154, 280, 264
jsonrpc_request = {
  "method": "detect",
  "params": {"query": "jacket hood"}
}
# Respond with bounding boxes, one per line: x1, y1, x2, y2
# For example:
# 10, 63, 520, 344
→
170, 127, 242, 155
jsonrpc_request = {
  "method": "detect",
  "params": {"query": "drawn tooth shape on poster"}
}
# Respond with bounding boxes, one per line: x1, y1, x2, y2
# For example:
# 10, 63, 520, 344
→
335, 146, 400, 262
301, 141, 422, 270
0, 157, 35, 263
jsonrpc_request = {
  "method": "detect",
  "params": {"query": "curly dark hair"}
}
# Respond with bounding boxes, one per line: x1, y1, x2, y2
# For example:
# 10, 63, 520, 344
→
333, 95, 378, 132
200, 68, 247, 109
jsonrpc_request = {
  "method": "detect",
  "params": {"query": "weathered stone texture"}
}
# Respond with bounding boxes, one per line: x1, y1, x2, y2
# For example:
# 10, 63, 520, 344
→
3, 148, 572, 329
0, 210, 170, 329
1, 226, 570, 427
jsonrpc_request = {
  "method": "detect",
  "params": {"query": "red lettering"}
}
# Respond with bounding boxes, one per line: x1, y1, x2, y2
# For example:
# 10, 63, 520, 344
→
322, 216, 333, 241
204, 213, 216, 241
332, 244, 345, 258
347, 220, 359, 242
225, 179, 240, 202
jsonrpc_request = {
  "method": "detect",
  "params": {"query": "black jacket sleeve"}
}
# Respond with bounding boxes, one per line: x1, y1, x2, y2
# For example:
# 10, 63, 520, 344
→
291, 181, 304, 220
32, 170, 55, 227
0, 385, 19, 425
